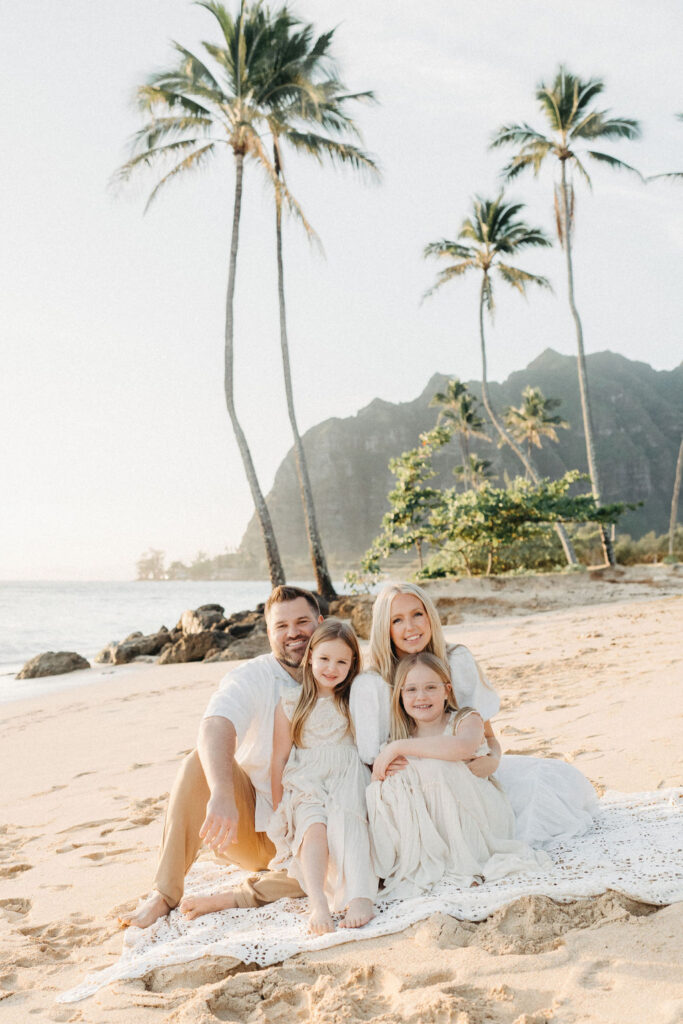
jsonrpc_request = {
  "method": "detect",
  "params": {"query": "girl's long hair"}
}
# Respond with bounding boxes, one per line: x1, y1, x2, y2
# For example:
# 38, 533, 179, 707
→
367, 583, 448, 687
291, 619, 361, 748
390, 652, 459, 740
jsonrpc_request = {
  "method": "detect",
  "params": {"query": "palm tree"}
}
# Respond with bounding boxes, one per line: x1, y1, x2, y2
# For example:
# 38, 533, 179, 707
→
114, 0, 320, 587
454, 454, 495, 491
669, 436, 683, 558
423, 194, 577, 567
648, 113, 683, 182
263, 18, 378, 599
430, 379, 490, 489
505, 385, 569, 473
491, 67, 641, 565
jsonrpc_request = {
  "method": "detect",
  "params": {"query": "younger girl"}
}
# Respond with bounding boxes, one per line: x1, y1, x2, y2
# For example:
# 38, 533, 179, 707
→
366, 652, 549, 899
268, 620, 377, 935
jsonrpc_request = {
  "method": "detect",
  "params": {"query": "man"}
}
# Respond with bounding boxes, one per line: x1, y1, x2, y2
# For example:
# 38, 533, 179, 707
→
121, 585, 323, 928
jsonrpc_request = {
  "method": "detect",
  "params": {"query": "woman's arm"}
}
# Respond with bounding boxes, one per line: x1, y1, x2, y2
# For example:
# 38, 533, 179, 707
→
372, 714, 484, 781
467, 720, 502, 779
271, 701, 293, 810
349, 672, 391, 765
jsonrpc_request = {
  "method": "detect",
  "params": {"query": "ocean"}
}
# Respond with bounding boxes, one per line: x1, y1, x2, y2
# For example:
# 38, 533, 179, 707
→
0, 579, 334, 704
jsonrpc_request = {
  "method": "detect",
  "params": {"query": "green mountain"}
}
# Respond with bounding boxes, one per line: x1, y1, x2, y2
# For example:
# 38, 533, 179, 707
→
237, 349, 683, 570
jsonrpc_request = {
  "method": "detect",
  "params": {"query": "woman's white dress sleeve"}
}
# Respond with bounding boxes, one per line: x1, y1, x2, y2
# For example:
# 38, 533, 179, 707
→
349, 671, 391, 765
447, 645, 500, 721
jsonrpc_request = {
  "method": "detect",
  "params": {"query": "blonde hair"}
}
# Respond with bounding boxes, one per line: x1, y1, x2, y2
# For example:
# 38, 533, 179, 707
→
367, 582, 448, 686
290, 619, 361, 748
390, 652, 459, 740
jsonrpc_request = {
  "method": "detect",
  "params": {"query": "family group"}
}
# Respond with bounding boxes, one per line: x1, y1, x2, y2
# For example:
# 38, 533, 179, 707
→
122, 584, 597, 936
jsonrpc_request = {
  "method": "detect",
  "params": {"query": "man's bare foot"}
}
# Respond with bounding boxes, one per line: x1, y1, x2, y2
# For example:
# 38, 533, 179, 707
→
179, 892, 237, 920
119, 892, 170, 929
340, 897, 374, 929
308, 898, 335, 935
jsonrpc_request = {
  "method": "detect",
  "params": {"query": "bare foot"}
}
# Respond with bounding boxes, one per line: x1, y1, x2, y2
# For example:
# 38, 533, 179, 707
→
340, 897, 374, 929
308, 898, 335, 935
179, 892, 237, 920
119, 892, 170, 929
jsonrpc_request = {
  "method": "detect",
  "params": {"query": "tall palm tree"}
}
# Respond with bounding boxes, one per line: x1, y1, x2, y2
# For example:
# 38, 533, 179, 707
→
491, 67, 641, 565
454, 454, 495, 491
262, 18, 378, 599
423, 194, 577, 565
669, 436, 683, 558
505, 385, 569, 473
430, 378, 490, 489
114, 0, 319, 587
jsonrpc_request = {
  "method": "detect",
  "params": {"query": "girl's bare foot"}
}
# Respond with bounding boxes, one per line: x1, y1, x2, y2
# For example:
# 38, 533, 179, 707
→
340, 897, 374, 929
119, 892, 170, 929
179, 892, 237, 920
308, 898, 335, 935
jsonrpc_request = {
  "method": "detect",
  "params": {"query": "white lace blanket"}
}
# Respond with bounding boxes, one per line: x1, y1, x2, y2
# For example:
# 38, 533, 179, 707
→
59, 789, 683, 1004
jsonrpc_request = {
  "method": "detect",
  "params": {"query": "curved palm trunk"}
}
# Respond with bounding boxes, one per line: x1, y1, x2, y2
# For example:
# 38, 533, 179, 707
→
478, 277, 578, 566
560, 160, 615, 566
225, 152, 286, 587
460, 431, 471, 489
274, 195, 337, 601
669, 435, 683, 557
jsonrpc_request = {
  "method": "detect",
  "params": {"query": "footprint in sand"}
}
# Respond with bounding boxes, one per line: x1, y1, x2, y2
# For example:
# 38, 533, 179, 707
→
0, 897, 31, 922
0, 863, 32, 879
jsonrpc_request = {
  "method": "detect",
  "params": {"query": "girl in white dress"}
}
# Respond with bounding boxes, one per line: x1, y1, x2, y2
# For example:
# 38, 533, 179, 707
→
351, 583, 597, 847
366, 652, 550, 898
268, 620, 377, 935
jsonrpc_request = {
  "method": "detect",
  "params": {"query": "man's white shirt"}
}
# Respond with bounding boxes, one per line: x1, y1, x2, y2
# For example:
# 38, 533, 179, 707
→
203, 653, 299, 831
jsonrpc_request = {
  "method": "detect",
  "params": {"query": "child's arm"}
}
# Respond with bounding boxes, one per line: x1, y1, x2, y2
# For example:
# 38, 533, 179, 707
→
372, 714, 484, 781
271, 701, 293, 810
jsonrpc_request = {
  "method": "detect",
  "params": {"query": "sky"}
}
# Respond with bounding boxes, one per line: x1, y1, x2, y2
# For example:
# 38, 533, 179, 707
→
2, 0, 682, 580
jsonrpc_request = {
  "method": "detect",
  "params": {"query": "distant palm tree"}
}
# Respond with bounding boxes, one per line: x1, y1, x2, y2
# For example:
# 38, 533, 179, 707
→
114, 0, 321, 587
505, 385, 569, 474
423, 194, 577, 565
454, 454, 495, 491
430, 378, 490, 489
264, 17, 378, 599
491, 66, 641, 565
648, 113, 683, 182
669, 436, 683, 558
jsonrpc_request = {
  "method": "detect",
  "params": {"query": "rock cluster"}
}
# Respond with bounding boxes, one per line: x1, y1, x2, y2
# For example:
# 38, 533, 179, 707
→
95, 603, 269, 667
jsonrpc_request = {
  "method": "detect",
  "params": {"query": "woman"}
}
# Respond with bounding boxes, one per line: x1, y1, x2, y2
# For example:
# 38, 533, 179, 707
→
350, 582, 597, 847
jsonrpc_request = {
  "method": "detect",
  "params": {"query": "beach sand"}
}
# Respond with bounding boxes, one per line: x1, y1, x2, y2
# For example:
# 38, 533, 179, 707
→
1, 574, 681, 1023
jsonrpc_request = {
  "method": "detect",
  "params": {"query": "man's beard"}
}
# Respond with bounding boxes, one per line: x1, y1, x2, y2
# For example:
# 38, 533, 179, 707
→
273, 635, 309, 669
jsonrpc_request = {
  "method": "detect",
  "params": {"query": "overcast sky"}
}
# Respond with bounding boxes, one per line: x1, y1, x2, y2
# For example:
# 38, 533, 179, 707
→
2, 0, 682, 580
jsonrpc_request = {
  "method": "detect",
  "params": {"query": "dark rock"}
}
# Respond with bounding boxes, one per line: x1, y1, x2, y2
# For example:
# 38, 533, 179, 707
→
18, 651, 90, 679
350, 596, 376, 640
95, 629, 171, 665
225, 620, 256, 639
179, 606, 225, 635
159, 630, 232, 665
197, 603, 225, 614
204, 631, 270, 662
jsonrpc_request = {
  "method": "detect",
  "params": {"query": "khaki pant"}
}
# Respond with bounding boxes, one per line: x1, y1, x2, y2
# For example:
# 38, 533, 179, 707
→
154, 749, 304, 909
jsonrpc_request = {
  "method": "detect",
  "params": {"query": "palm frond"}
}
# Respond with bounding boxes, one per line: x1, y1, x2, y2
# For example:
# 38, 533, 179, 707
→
575, 114, 641, 142
422, 260, 477, 301
647, 171, 683, 182
586, 150, 643, 179
142, 142, 217, 211
277, 130, 379, 178
423, 239, 475, 260
497, 263, 552, 295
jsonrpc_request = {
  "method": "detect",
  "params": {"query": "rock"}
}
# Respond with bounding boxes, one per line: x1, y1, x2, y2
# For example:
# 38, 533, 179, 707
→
434, 597, 463, 624
349, 596, 376, 639
204, 631, 270, 662
225, 620, 257, 639
17, 651, 90, 679
589, 566, 627, 583
179, 605, 225, 635
159, 630, 232, 665
95, 628, 170, 665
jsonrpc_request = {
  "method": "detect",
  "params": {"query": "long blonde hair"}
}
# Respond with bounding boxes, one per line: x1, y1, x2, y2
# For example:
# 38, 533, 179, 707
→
291, 619, 361, 748
390, 652, 459, 740
367, 582, 448, 686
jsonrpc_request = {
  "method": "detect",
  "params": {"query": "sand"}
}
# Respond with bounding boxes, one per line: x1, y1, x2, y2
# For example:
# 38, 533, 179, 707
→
1, 570, 682, 1023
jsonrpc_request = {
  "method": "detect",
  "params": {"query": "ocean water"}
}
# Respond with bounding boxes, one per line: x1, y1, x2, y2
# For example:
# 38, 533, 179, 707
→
0, 579, 332, 701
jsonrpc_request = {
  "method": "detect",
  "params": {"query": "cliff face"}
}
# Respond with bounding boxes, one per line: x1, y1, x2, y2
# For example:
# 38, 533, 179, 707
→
238, 349, 683, 570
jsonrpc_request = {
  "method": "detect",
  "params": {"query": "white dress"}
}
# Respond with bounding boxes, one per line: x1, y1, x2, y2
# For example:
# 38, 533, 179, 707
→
267, 693, 378, 912
351, 645, 597, 848
366, 709, 551, 899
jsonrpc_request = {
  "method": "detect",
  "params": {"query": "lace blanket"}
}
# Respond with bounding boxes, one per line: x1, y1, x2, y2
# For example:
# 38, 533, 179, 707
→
59, 789, 683, 1004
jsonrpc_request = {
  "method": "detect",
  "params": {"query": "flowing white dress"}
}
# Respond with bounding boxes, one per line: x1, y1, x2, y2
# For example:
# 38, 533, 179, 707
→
366, 709, 551, 899
267, 692, 378, 912
351, 645, 598, 848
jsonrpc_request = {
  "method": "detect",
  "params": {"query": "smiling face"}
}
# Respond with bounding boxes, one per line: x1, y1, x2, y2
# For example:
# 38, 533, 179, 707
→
389, 592, 432, 656
309, 637, 355, 696
266, 597, 322, 670
400, 662, 452, 727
